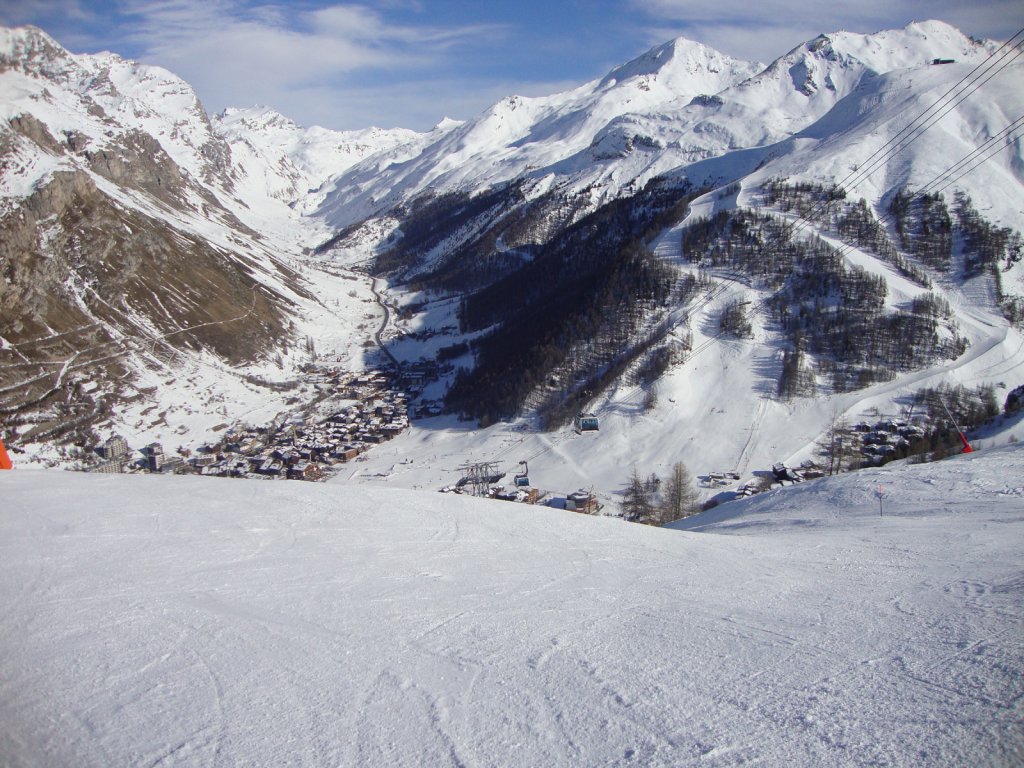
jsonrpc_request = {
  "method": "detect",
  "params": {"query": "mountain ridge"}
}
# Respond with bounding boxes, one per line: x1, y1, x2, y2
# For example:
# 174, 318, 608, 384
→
1, 19, 1021, 488
315, 19, 996, 232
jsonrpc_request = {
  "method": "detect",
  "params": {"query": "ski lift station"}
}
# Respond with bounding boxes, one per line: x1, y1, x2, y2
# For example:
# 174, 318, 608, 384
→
574, 413, 599, 433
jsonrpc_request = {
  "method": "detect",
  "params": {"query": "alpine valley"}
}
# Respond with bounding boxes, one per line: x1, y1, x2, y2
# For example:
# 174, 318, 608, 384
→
3, 17, 1024, 767
1, 19, 1022, 501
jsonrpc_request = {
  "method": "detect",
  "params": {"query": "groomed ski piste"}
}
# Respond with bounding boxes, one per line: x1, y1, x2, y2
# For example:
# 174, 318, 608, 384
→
2, 444, 1022, 766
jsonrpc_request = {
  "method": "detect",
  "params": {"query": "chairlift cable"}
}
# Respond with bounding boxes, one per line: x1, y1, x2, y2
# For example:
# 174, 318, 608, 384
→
830, 40, 1024, 200
827, 115, 1024, 264
929, 125, 1024, 197
764, 31, 1024, 248
913, 114, 1024, 196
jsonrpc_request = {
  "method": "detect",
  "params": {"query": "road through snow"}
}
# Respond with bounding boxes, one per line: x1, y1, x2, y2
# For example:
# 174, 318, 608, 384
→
2, 446, 1022, 766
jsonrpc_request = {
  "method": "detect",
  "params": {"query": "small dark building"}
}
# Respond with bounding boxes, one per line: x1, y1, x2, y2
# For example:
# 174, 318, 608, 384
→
142, 443, 165, 472
288, 461, 323, 481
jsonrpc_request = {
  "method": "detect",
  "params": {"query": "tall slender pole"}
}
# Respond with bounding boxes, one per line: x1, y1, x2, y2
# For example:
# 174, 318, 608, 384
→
938, 397, 973, 453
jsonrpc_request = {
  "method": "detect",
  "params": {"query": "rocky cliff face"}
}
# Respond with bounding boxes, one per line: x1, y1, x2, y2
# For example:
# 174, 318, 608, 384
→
0, 160, 300, 444
0, 27, 315, 450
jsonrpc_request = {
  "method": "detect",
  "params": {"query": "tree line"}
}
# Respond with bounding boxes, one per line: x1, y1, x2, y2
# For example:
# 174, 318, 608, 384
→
681, 201, 967, 393
444, 179, 704, 426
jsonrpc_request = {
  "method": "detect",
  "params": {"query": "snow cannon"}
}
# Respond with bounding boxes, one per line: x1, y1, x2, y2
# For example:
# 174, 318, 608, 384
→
958, 432, 973, 454
937, 398, 972, 454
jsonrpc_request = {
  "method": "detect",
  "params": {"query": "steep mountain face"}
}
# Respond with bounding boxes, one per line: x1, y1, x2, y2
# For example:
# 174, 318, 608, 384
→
0, 26, 231, 190
0, 26, 331, 448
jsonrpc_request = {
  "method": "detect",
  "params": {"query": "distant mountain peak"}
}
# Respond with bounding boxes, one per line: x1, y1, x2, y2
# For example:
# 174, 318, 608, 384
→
0, 24, 73, 75
599, 36, 760, 91
433, 116, 464, 132
0, 24, 60, 56
779, 18, 986, 69
217, 105, 301, 133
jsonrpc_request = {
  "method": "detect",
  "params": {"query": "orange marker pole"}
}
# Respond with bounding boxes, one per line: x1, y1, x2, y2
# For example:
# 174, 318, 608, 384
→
0, 435, 12, 470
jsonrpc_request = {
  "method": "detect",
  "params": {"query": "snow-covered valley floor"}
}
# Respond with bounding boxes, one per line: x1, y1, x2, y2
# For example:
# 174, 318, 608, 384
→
2, 446, 1022, 766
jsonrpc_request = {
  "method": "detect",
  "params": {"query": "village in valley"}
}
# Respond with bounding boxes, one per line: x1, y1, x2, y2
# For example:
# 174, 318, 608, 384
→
77, 354, 607, 514
85, 367, 413, 482
77, 357, 1008, 522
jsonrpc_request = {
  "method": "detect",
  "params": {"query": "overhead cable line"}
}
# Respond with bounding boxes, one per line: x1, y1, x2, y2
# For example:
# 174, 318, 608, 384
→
914, 114, 1024, 196
773, 28, 1024, 246
829, 113, 1024, 264
831, 31, 1024, 191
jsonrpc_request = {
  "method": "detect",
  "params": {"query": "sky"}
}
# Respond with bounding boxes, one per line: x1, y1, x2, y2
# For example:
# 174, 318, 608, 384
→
1, 1, 1022, 132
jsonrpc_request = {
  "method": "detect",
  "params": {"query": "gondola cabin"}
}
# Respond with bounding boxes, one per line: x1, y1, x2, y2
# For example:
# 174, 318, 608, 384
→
574, 413, 600, 433
513, 460, 530, 487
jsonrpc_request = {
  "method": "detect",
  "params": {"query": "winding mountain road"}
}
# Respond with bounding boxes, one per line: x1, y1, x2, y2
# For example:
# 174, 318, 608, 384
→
369, 278, 402, 370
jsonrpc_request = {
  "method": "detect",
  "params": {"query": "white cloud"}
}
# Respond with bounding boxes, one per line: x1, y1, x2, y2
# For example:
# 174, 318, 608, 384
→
634, 0, 893, 26
114, 1, 507, 129
0, 0, 91, 22
632, 0, 1024, 61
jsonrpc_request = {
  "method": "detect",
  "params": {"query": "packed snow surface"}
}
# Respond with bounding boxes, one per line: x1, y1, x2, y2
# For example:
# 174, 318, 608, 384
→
2, 446, 1022, 766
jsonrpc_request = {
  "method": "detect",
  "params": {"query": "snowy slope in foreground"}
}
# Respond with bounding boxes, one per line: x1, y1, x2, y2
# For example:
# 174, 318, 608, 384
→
3, 448, 1022, 766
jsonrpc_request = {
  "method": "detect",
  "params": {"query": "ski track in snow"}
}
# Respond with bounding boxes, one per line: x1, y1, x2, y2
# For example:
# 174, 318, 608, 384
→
2, 448, 1023, 766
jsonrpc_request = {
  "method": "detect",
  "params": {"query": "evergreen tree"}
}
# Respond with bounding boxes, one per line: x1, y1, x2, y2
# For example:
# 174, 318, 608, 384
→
719, 299, 752, 338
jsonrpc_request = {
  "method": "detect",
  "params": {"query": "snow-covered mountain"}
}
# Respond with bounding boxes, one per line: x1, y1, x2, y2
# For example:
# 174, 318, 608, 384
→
1, 20, 1022, 494
213, 105, 425, 214
3, 442, 1022, 765
0, 26, 384, 452
0, 26, 224, 183
316, 20, 997, 230
313, 19, 1023, 502
316, 38, 764, 227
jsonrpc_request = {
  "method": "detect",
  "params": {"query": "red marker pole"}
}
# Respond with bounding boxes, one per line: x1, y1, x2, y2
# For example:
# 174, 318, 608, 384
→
939, 397, 972, 453
958, 431, 973, 454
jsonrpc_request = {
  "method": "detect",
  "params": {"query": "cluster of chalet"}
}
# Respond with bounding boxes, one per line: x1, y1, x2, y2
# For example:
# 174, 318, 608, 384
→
851, 418, 927, 461
89, 370, 409, 481
734, 417, 933, 497
193, 372, 409, 481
